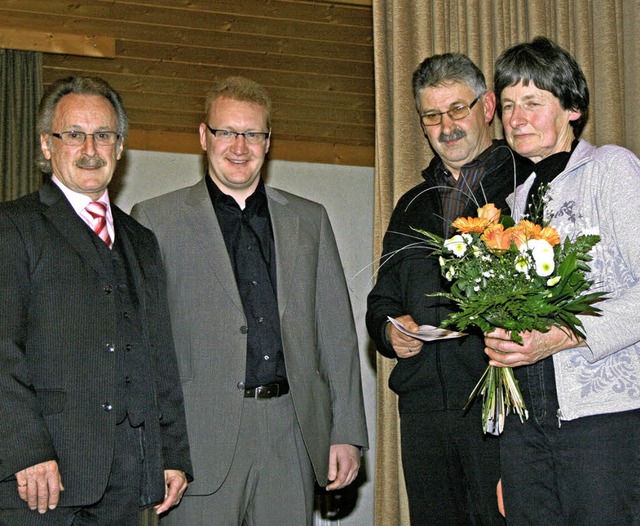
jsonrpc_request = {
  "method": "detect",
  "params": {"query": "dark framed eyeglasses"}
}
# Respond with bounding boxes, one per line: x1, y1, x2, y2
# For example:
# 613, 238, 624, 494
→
205, 124, 270, 145
420, 96, 482, 126
52, 131, 120, 146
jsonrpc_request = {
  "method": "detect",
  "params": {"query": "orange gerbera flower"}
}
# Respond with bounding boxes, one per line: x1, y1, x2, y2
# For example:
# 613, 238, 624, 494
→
539, 226, 561, 246
508, 224, 529, 249
477, 203, 501, 224
481, 223, 512, 251
452, 216, 491, 234
516, 220, 541, 239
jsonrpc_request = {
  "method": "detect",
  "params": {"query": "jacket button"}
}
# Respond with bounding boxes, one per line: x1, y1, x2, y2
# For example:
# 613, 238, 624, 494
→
106, 343, 115, 353
102, 402, 113, 412
237, 382, 245, 389
103, 285, 113, 294
240, 326, 249, 334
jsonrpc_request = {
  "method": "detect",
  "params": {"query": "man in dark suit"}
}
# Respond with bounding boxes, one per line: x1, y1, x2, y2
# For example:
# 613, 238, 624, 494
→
132, 76, 368, 525
0, 76, 192, 525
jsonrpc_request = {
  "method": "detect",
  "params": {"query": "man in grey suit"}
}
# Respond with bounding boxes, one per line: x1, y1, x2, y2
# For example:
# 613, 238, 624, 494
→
0, 76, 192, 525
132, 76, 368, 525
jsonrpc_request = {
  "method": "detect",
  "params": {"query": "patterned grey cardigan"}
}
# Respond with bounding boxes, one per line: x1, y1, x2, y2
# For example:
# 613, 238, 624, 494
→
508, 139, 640, 421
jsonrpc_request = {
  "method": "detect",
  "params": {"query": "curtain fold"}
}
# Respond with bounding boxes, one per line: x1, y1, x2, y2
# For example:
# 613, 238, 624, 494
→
0, 49, 43, 202
372, 2, 638, 524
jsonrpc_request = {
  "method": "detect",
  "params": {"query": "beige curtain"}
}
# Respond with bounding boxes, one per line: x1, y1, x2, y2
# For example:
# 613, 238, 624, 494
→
372, 1, 639, 524
0, 49, 43, 201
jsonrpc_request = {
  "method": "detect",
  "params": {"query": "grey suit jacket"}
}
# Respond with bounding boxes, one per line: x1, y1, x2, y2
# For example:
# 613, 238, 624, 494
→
0, 181, 192, 508
132, 178, 368, 494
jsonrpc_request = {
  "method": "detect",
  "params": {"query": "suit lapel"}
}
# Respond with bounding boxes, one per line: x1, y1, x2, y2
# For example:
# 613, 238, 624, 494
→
266, 187, 299, 317
39, 182, 112, 281
184, 179, 244, 312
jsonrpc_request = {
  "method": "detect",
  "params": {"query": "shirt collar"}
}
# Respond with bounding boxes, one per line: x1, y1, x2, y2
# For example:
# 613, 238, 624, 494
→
51, 175, 114, 241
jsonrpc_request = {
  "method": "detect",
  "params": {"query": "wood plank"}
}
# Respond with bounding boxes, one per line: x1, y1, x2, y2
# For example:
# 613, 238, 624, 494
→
115, 41, 372, 80
0, 1, 372, 43
41, 56, 375, 95
42, 67, 374, 107
107, 0, 372, 27
0, 26, 114, 57
0, 11, 372, 63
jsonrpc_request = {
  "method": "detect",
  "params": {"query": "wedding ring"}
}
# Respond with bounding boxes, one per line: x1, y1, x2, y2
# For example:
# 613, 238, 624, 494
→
17, 483, 26, 487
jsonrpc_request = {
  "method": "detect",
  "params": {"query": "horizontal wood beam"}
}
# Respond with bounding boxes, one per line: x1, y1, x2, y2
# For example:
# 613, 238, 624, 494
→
126, 129, 374, 167
0, 26, 114, 57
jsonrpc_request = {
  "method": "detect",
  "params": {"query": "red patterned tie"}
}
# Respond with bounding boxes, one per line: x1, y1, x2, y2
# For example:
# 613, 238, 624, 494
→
85, 201, 112, 248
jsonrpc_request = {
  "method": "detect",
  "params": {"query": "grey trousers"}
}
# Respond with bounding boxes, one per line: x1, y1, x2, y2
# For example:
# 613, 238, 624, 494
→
161, 393, 315, 526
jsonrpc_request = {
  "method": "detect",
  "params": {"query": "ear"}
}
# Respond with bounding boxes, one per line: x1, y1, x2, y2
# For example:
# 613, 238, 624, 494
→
116, 141, 124, 161
199, 123, 208, 151
264, 128, 271, 155
40, 134, 52, 160
568, 109, 582, 122
482, 91, 497, 123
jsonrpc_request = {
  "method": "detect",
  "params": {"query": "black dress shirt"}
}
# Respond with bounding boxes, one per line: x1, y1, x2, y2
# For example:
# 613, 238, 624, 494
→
206, 175, 287, 388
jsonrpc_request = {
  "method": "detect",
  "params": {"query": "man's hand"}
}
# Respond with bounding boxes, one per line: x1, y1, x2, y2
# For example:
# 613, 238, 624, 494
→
16, 460, 64, 513
154, 470, 188, 515
387, 315, 423, 359
485, 326, 584, 367
326, 444, 360, 491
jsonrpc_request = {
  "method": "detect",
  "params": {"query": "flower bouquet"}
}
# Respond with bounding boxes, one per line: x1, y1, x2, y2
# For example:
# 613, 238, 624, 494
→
415, 202, 605, 435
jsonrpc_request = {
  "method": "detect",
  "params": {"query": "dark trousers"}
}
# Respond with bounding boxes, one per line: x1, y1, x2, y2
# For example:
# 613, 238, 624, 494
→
501, 359, 640, 525
0, 418, 146, 526
400, 407, 505, 526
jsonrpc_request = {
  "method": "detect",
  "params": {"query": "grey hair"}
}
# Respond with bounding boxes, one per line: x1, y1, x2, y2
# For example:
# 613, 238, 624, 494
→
412, 53, 487, 112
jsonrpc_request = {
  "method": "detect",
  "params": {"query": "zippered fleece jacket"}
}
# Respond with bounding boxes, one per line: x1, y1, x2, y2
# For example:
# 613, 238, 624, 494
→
508, 139, 640, 421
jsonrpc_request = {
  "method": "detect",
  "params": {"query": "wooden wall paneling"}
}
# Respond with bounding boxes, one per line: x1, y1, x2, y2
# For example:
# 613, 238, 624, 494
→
0, 0, 374, 166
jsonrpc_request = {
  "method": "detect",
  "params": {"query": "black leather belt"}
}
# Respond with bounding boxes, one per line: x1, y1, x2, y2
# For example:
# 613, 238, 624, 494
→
244, 380, 289, 399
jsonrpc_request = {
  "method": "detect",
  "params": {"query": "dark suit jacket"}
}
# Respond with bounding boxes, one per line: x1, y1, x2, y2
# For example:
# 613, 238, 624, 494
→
132, 178, 368, 495
0, 181, 192, 508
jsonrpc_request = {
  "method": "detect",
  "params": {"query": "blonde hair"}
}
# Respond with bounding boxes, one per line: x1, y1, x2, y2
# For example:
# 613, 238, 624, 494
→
205, 76, 272, 128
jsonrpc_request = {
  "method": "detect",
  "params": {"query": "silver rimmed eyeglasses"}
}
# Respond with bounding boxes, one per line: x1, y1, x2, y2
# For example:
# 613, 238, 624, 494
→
205, 124, 270, 145
52, 131, 120, 146
420, 96, 481, 126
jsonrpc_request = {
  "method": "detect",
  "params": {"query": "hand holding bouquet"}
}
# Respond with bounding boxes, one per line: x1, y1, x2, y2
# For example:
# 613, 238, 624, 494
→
416, 202, 605, 435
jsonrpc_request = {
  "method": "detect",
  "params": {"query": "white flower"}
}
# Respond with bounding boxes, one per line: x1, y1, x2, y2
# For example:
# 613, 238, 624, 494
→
439, 256, 446, 267
444, 235, 468, 257
535, 257, 555, 277
527, 239, 554, 261
547, 275, 561, 286
514, 254, 531, 274
524, 239, 555, 277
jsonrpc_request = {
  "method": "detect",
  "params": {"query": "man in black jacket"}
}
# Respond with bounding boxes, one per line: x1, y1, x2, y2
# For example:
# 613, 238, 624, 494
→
0, 77, 192, 525
366, 54, 530, 525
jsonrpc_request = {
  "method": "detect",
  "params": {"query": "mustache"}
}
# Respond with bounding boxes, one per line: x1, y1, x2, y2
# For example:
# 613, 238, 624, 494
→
439, 128, 466, 142
75, 156, 107, 169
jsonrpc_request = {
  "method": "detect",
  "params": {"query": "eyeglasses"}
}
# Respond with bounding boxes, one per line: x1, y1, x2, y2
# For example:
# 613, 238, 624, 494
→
205, 124, 270, 145
420, 96, 481, 126
52, 131, 120, 146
